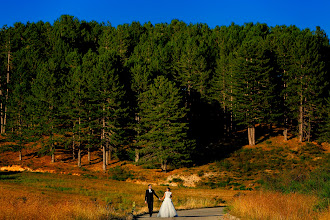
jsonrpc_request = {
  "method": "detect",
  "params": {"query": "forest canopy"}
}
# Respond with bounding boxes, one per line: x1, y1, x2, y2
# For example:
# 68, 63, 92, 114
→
0, 15, 329, 171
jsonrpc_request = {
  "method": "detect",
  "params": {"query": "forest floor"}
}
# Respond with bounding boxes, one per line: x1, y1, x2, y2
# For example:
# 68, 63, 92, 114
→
0, 133, 329, 219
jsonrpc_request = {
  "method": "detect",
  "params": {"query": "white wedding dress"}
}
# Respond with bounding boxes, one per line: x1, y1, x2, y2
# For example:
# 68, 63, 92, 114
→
157, 191, 178, 217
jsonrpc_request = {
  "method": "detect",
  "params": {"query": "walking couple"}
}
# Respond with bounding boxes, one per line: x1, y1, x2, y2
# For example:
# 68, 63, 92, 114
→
145, 184, 178, 217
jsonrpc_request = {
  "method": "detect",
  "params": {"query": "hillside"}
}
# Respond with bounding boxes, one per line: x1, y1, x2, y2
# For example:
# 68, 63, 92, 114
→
1, 135, 329, 190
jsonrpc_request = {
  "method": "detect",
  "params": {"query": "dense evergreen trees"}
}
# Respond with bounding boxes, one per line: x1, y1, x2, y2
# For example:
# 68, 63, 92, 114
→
137, 76, 192, 172
0, 16, 329, 169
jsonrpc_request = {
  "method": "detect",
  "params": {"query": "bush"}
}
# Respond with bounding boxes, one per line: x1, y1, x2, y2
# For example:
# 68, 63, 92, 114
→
108, 166, 134, 181
172, 178, 184, 184
215, 160, 232, 170
197, 170, 204, 177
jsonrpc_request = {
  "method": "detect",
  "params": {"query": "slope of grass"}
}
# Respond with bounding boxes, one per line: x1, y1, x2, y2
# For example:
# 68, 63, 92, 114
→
227, 157, 330, 220
199, 139, 329, 191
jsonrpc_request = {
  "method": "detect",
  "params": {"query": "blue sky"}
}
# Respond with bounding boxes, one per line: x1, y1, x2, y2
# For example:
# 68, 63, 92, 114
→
1, 0, 329, 35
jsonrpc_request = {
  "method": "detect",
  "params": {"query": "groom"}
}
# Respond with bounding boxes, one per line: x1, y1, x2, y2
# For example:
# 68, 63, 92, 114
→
145, 184, 160, 217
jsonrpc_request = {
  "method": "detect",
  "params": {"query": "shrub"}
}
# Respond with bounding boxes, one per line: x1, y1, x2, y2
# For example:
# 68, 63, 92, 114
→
172, 178, 184, 184
197, 170, 204, 177
108, 166, 134, 181
215, 160, 232, 170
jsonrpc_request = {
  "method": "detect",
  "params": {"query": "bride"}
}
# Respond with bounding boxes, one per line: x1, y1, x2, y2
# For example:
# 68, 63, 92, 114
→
157, 187, 178, 217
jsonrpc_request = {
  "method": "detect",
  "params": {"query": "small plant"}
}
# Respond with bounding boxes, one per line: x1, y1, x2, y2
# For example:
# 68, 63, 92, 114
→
197, 170, 204, 177
215, 160, 232, 170
108, 166, 134, 181
80, 167, 88, 172
239, 185, 246, 190
172, 178, 184, 183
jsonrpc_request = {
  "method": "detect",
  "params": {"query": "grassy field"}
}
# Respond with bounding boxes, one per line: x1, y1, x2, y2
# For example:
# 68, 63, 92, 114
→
0, 171, 237, 219
0, 135, 329, 219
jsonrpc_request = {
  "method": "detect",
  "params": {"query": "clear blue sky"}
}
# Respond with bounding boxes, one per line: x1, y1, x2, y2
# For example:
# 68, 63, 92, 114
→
1, 0, 330, 35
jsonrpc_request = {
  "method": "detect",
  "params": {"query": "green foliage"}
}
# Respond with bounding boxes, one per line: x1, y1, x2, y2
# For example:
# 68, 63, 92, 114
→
231, 35, 275, 127
318, 98, 330, 143
0, 17, 329, 169
137, 76, 194, 171
108, 166, 134, 181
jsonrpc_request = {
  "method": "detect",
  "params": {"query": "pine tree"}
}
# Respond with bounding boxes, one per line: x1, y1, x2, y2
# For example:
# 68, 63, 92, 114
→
318, 98, 330, 143
93, 50, 127, 171
137, 76, 193, 172
288, 30, 326, 142
31, 59, 59, 162
232, 36, 274, 146
65, 50, 85, 167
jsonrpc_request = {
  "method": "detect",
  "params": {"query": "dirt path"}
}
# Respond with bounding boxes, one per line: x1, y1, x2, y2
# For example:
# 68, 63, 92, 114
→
137, 207, 228, 219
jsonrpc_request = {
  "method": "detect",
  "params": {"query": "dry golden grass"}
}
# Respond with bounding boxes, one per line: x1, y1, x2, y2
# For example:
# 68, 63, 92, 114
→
0, 171, 238, 219
319, 207, 330, 220
229, 191, 325, 220
0, 186, 123, 220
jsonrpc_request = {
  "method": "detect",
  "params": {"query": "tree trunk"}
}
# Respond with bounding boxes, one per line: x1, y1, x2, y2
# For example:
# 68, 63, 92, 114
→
51, 124, 55, 163
283, 128, 288, 141
102, 104, 106, 171
72, 132, 75, 160
161, 160, 167, 173
299, 104, 303, 142
88, 116, 91, 164
248, 126, 255, 146
78, 147, 81, 167
88, 147, 91, 164
105, 143, 109, 165
3, 49, 10, 134
135, 149, 139, 163
307, 118, 311, 142
102, 145, 106, 171
77, 117, 81, 167
107, 146, 111, 164
0, 103, 3, 134
19, 150, 22, 161
51, 151, 55, 163
283, 71, 288, 142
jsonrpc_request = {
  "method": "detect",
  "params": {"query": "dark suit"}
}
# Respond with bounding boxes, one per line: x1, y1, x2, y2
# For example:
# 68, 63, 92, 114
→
145, 189, 159, 217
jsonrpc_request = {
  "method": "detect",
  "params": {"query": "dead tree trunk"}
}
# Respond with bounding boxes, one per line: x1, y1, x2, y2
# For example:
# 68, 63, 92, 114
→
19, 150, 22, 161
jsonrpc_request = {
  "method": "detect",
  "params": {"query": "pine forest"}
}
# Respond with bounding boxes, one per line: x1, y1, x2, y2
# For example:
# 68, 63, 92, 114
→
0, 15, 329, 172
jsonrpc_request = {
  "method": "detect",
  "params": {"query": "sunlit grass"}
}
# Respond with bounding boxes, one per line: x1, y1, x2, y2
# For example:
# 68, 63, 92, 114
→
229, 191, 323, 220
0, 171, 236, 219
